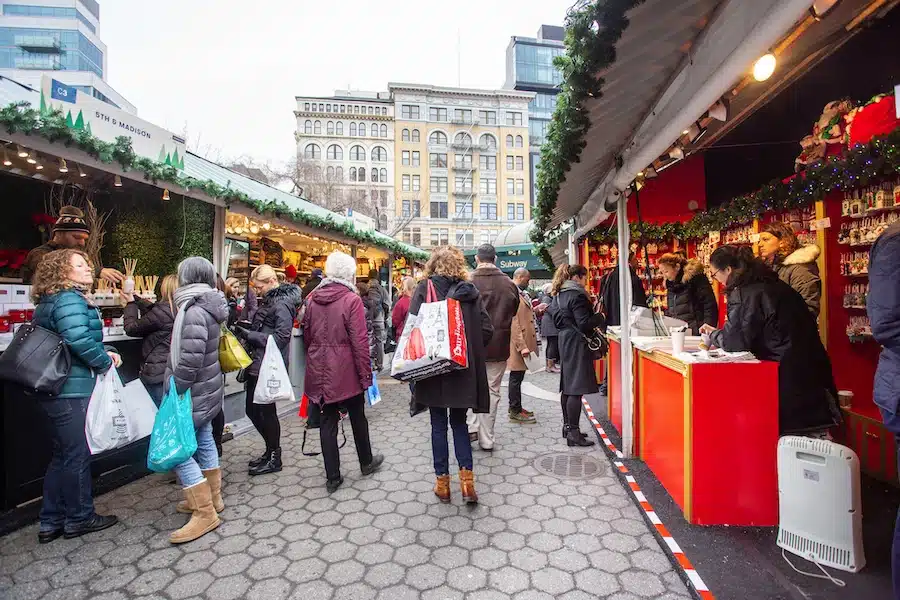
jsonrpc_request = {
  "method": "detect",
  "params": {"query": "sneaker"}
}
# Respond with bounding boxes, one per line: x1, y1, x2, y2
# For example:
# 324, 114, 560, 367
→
509, 411, 536, 424
521, 408, 535, 417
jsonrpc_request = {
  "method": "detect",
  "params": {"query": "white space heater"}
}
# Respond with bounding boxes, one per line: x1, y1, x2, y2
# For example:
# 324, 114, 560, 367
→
777, 436, 865, 573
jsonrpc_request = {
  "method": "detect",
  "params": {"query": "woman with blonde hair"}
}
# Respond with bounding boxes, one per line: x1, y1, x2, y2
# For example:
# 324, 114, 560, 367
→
31, 249, 122, 543
657, 253, 718, 335
122, 274, 178, 406
757, 221, 821, 316
233, 264, 302, 475
408, 246, 493, 504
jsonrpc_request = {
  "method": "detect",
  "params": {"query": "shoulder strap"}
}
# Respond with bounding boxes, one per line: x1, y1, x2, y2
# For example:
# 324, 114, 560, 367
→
426, 279, 438, 303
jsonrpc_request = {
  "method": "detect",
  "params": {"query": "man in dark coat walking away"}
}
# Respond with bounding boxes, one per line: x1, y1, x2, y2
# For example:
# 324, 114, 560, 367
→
601, 253, 648, 327
367, 269, 390, 372
868, 220, 900, 598
469, 244, 521, 451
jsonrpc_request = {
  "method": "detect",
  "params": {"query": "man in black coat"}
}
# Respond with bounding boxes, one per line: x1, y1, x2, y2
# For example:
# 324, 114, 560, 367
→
601, 253, 648, 327
366, 269, 390, 371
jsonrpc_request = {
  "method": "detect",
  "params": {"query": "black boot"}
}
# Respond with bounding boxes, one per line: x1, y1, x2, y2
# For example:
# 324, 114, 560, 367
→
562, 426, 588, 439
566, 426, 595, 447
248, 449, 269, 468
249, 448, 282, 476
63, 514, 119, 539
361, 454, 384, 476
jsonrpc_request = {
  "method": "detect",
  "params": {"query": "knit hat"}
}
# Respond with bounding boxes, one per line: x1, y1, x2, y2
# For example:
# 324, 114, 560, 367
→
284, 264, 297, 280
54, 206, 90, 234
311, 268, 323, 279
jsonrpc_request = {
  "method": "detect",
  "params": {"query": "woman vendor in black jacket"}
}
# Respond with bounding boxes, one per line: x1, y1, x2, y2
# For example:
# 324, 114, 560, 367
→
658, 253, 718, 335
122, 274, 177, 406
700, 246, 840, 435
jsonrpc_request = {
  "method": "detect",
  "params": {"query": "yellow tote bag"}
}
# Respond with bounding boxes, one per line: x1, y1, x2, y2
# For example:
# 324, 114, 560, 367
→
219, 326, 252, 373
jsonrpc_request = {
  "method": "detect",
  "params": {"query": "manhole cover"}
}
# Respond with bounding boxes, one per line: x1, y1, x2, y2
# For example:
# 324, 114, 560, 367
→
533, 453, 605, 480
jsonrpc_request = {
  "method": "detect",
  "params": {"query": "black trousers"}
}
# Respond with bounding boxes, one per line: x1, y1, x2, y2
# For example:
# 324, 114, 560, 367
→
245, 376, 281, 452
320, 394, 373, 483
561, 394, 583, 428
211, 410, 225, 457
508, 370, 525, 412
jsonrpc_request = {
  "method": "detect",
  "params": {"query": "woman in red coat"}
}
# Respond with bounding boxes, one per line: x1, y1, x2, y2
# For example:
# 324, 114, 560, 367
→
391, 276, 417, 341
303, 251, 384, 493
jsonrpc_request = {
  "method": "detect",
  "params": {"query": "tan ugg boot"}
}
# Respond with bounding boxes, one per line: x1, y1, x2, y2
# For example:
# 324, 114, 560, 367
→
176, 468, 224, 514
459, 468, 478, 505
169, 480, 220, 544
434, 475, 451, 503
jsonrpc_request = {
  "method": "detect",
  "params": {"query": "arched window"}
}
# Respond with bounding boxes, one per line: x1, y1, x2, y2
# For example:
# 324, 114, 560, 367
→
402, 129, 410, 142
335, 166, 344, 181
412, 129, 420, 142
359, 123, 366, 137
506, 135, 514, 148
358, 167, 366, 181
304, 143, 321, 159
380, 124, 388, 137
350, 145, 366, 161
350, 122, 357, 136
515, 135, 523, 148
379, 168, 387, 183
454, 132, 472, 146
327, 144, 342, 160
371, 169, 378, 182
326, 166, 335, 180
336, 122, 343, 135
314, 121, 322, 135
378, 214, 388, 231
481, 134, 497, 150
371, 147, 387, 162
304, 120, 312, 134
326, 121, 334, 135
429, 131, 447, 145
349, 167, 357, 182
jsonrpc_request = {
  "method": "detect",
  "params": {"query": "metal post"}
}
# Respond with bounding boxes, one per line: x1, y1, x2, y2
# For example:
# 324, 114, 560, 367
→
617, 194, 634, 457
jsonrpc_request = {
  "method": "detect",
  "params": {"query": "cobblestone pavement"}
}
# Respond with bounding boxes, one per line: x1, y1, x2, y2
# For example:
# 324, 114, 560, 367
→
0, 371, 690, 600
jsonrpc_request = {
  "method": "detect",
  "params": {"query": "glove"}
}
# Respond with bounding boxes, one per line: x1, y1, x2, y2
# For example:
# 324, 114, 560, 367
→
234, 326, 249, 339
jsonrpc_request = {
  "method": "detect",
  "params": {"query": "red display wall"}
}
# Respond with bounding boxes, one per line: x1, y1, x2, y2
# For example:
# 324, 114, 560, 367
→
626, 154, 707, 224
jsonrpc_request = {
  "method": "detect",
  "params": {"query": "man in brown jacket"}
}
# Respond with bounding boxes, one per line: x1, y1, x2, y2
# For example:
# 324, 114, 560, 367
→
469, 244, 521, 450
508, 268, 538, 424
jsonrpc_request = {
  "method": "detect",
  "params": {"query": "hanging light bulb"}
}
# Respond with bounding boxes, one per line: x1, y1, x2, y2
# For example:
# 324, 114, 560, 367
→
26, 152, 37, 164
78, 164, 87, 178
17, 145, 28, 158
59, 158, 68, 173
162, 189, 170, 201
114, 175, 123, 187
262, 222, 271, 230
753, 53, 776, 82
2, 150, 11, 166
35, 161, 44, 170
250, 223, 260, 234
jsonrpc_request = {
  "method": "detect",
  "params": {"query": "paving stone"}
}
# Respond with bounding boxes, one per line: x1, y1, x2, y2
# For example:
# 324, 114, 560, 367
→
174, 549, 217, 574
406, 563, 447, 590
490, 566, 531, 594
284, 557, 327, 584
247, 555, 290, 580
432, 545, 470, 569
532, 566, 575, 595
447, 565, 488, 592
126, 568, 176, 595
246, 576, 291, 600
620, 570, 667, 598
324, 559, 365, 586
166, 571, 214, 599
88, 565, 139, 593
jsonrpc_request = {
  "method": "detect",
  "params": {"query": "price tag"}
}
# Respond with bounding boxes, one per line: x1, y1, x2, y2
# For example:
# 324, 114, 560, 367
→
708, 231, 721, 243
810, 218, 832, 231
749, 233, 760, 243
895, 84, 900, 119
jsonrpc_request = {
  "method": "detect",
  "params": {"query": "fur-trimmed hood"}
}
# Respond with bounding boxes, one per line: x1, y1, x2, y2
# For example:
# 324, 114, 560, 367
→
262, 283, 303, 308
782, 244, 820, 266
681, 258, 705, 283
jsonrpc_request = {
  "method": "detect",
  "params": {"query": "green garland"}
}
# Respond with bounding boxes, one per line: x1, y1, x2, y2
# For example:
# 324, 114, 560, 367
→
0, 101, 428, 261
530, 0, 647, 260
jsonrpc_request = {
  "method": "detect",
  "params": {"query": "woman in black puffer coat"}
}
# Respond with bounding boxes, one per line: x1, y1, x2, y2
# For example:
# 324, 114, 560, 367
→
122, 274, 177, 406
234, 265, 302, 476
658, 254, 718, 335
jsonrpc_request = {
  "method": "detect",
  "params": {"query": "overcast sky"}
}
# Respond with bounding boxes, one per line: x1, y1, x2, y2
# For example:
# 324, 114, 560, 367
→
101, 0, 573, 167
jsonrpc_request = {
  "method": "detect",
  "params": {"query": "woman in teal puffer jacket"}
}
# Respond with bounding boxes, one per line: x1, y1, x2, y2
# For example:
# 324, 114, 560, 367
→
30, 249, 122, 544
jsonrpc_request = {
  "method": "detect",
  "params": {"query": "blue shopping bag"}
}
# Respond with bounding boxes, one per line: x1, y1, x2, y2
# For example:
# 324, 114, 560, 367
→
366, 372, 382, 407
147, 377, 197, 472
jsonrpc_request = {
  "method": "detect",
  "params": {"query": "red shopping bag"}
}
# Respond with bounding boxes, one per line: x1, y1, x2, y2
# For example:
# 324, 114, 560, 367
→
298, 393, 309, 418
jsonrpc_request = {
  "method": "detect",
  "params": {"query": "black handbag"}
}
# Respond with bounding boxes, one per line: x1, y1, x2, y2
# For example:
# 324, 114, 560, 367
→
0, 323, 71, 395
582, 328, 609, 360
301, 401, 347, 456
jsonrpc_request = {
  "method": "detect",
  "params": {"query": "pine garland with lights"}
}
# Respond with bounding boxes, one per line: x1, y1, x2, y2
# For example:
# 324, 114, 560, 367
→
1, 101, 428, 261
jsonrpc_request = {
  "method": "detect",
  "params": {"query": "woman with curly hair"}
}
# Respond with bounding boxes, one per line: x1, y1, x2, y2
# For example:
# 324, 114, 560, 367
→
757, 221, 822, 317
30, 249, 122, 543
408, 246, 493, 504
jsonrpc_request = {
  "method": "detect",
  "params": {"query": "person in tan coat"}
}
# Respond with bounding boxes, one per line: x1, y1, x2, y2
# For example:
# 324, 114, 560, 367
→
508, 283, 539, 423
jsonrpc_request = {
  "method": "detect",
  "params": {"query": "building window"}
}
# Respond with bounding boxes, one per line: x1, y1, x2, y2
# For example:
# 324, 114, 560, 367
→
326, 166, 335, 180
350, 145, 365, 161
412, 175, 421, 191
429, 131, 447, 145
454, 132, 472, 146
429, 107, 447, 122
506, 156, 515, 171
350, 123, 357, 136
326, 121, 334, 135
402, 175, 411, 192
515, 135, 524, 148
516, 179, 525, 195
305, 103, 311, 111
455, 177, 472, 193
412, 200, 421, 217
359, 123, 366, 137
517, 203, 525, 220
430, 228, 449, 246
430, 153, 447, 168
455, 154, 472, 169
402, 129, 410, 142
506, 112, 523, 126
372, 169, 378, 182
481, 134, 497, 150
480, 155, 496, 171
380, 168, 387, 183
430, 203, 449, 220
412, 129, 421, 142
480, 202, 497, 221
327, 145, 342, 160
401, 105, 420, 119
314, 121, 322, 134
412, 227, 422, 246
507, 204, 515, 221
506, 178, 515, 195
454, 231, 474, 247
368, 106, 374, 115
411, 151, 421, 167
479, 110, 497, 125
455, 202, 473, 220
380, 124, 388, 137
372, 147, 388, 162
454, 109, 472, 123
480, 178, 497, 195
304, 120, 312, 134
402, 200, 411, 218
506, 135, 514, 148
358, 167, 366, 181
516, 156, 524, 171
430, 177, 448, 193
336, 166, 343, 180
336, 122, 343, 135
350, 167, 357, 182
354, 106, 360, 114
304, 143, 321, 159
402, 151, 410, 166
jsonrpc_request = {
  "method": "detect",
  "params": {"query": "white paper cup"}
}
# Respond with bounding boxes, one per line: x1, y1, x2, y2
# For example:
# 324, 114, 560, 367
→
838, 390, 853, 408
671, 330, 686, 354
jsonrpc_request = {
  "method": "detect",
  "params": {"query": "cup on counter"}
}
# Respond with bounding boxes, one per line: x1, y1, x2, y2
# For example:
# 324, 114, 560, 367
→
670, 328, 686, 354
838, 390, 853, 409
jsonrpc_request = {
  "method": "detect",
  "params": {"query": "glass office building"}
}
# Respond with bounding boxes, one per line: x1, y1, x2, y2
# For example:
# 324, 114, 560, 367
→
505, 25, 565, 206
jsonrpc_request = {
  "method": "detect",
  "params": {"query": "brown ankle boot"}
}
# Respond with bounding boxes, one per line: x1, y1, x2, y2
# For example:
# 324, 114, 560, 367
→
177, 468, 224, 514
434, 475, 451, 503
459, 469, 478, 505
170, 480, 220, 544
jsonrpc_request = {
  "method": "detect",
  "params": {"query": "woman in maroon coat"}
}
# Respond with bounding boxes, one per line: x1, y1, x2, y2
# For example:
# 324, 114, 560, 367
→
303, 251, 384, 493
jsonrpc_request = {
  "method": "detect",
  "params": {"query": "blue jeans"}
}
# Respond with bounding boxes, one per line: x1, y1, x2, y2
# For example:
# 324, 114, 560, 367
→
145, 382, 165, 408
38, 396, 94, 532
173, 421, 219, 488
879, 407, 900, 600
430, 407, 473, 475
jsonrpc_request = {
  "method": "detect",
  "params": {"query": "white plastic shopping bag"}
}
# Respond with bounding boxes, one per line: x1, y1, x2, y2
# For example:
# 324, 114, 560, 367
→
254, 335, 294, 405
85, 369, 138, 454
524, 352, 543, 374
123, 378, 158, 440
